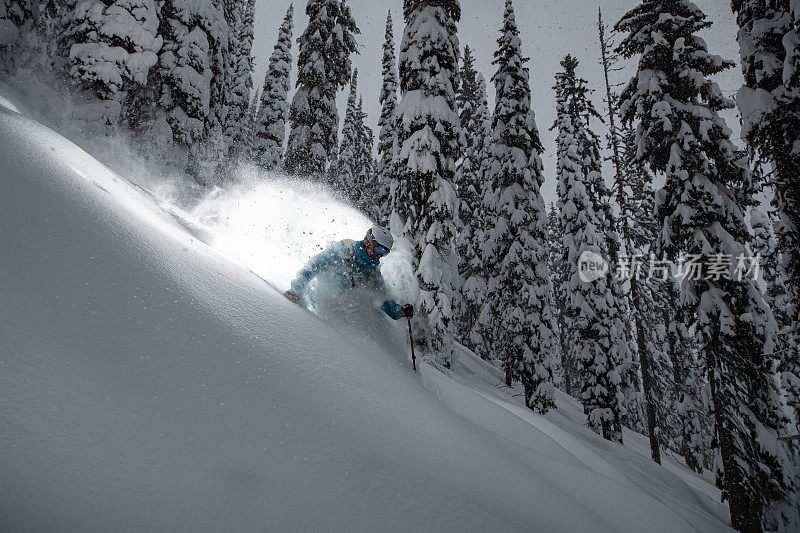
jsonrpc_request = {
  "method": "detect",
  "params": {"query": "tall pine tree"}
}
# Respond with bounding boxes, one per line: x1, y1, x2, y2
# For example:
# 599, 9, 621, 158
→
662, 276, 708, 474
158, 0, 226, 145
245, 88, 259, 149
617, 2, 792, 529
352, 96, 377, 216
751, 208, 800, 425
392, 0, 462, 367
186, 0, 229, 186
223, 0, 256, 162
479, 0, 555, 412
732, 0, 800, 426
598, 10, 667, 463
618, 125, 669, 463
455, 46, 491, 351
252, 3, 293, 171
376, 10, 398, 224
553, 54, 624, 442
285, 0, 358, 176
334, 68, 359, 189
335, 78, 376, 216
548, 202, 573, 394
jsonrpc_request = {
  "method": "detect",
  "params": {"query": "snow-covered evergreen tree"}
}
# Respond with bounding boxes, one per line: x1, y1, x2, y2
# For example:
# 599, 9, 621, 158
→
252, 3, 293, 171
392, 0, 463, 367
595, 10, 650, 441
62, 0, 163, 127
25, 0, 64, 72
376, 10, 397, 224
732, 0, 799, 327
548, 202, 573, 394
284, 0, 334, 176
460, 73, 491, 355
188, 0, 229, 185
776, 10, 800, 396
585, 116, 640, 441
0, 0, 29, 55
616, 126, 670, 462
454, 46, 491, 351
284, 0, 358, 177
616, 2, 792, 528
0, 0, 35, 70
732, 0, 800, 427
751, 209, 780, 307
333, 68, 359, 193
334, 74, 376, 215
598, 12, 668, 461
477, 0, 555, 412
662, 277, 707, 474
751, 208, 800, 425
732, 0, 789, 118
553, 54, 624, 442
223, 0, 255, 162
245, 87, 259, 149
158, 0, 227, 150
352, 96, 377, 216
187, 36, 228, 185
0, 0, 65, 72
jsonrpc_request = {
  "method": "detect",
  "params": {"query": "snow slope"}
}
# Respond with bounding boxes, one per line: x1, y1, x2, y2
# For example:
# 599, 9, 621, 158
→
0, 100, 731, 531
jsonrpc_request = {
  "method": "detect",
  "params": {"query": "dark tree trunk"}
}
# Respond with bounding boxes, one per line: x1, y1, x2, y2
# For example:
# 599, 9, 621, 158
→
632, 277, 661, 464
708, 352, 763, 533
663, 305, 701, 473
563, 354, 573, 397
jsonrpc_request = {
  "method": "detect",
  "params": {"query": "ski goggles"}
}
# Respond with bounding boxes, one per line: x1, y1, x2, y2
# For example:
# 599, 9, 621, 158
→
373, 244, 390, 257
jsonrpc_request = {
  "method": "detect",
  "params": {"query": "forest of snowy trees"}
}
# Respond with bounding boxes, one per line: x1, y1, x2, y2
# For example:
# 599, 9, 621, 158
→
2, 0, 800, 530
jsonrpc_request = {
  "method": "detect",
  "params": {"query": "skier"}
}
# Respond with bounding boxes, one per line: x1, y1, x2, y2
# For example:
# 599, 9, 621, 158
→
284, 226, 414, 321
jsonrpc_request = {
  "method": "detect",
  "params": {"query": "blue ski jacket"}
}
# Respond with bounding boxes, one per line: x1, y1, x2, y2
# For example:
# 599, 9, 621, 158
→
290, 239, 405, 320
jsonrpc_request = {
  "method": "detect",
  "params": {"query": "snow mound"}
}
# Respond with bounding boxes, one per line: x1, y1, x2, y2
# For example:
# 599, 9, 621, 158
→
0, 105, 730, 531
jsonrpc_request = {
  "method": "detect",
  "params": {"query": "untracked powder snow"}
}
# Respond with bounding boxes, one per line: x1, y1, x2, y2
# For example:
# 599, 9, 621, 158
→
0, 94, 732, 532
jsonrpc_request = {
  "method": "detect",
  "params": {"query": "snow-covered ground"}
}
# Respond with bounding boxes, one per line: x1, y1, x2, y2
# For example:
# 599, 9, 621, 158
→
0, 94, 731, 531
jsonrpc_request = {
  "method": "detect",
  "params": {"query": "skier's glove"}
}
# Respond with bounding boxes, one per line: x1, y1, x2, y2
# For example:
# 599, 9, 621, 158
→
401, 304, 414, 318
284, 290, 301, 304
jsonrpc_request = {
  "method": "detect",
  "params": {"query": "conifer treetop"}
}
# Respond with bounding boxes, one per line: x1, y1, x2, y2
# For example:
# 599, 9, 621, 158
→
403, 0, 460, 23
491, 0, 542, 157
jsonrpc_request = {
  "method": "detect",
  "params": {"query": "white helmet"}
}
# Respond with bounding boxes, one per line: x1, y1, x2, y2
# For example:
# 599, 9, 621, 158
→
363, 226, 393, 257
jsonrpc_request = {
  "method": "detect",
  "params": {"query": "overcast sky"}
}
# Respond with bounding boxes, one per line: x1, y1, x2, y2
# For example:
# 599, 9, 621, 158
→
250, 0, 744, 204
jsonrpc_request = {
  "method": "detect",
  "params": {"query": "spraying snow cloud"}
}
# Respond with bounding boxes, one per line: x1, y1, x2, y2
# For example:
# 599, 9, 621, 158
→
188, 168, 418, 303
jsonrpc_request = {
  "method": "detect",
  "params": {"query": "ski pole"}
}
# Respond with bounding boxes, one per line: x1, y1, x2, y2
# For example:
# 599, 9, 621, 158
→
407, 317, 417, 371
